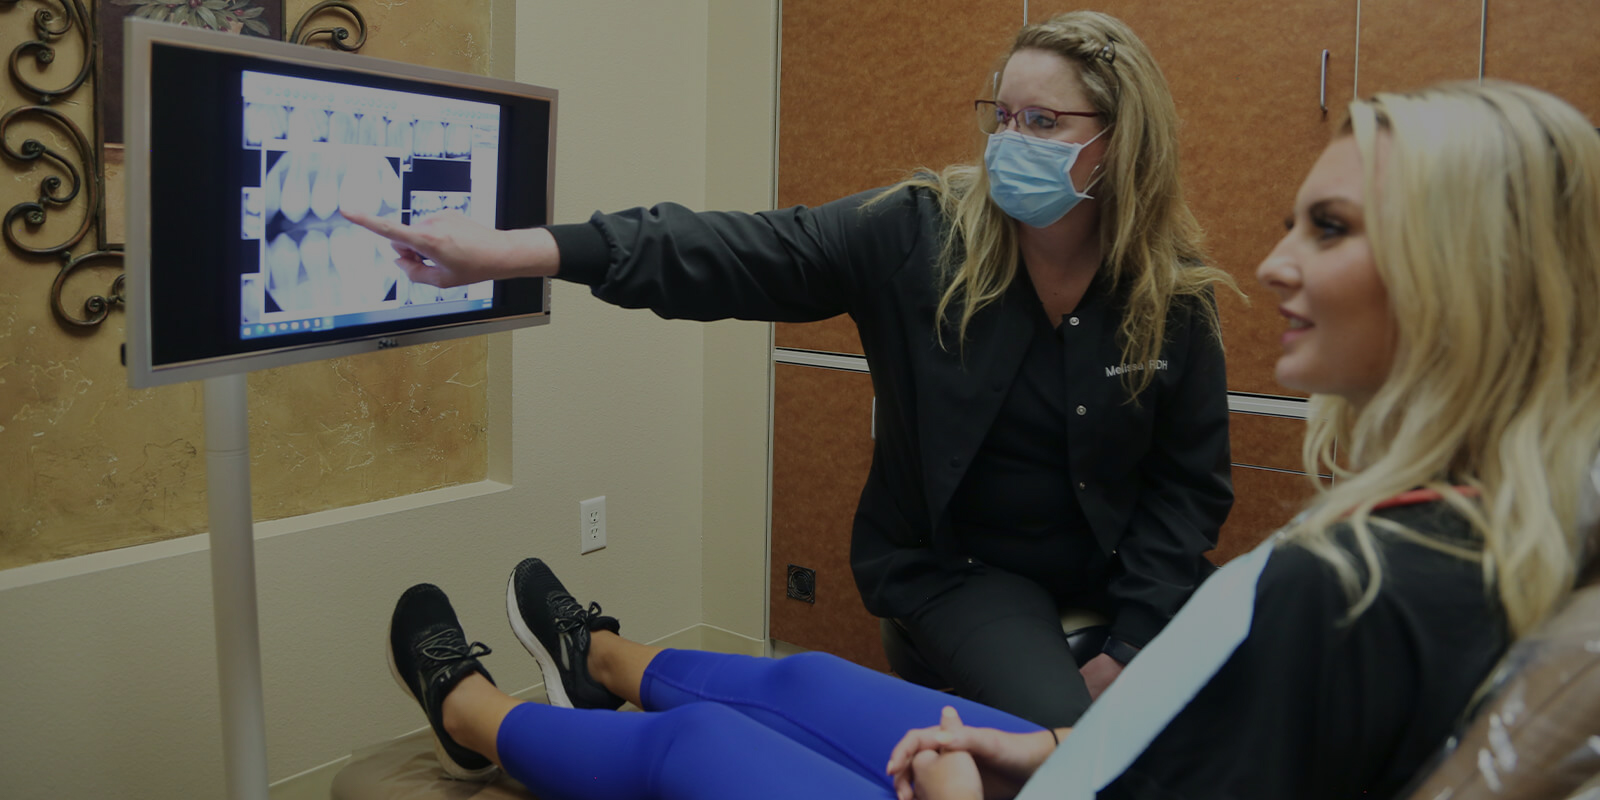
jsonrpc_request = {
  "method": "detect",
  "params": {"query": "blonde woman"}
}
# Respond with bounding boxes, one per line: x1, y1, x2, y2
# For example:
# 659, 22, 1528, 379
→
353, 11, 1236, 728
377, 81, 1600, 799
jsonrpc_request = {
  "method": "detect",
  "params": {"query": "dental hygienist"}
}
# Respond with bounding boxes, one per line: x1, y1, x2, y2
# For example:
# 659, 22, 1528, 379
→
346, 10, 1236, 730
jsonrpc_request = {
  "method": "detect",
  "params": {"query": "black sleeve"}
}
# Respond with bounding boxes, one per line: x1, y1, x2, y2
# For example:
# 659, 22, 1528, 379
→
543, 186, 929, 323
1104, 297, 1234, 649
1103, 543, 1424, 800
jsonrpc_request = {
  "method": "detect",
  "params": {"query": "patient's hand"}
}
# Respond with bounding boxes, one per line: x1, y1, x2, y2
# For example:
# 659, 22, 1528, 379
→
1080, 652, 1126, 701
887, 707, 1058, 800
909, 750, 984, 800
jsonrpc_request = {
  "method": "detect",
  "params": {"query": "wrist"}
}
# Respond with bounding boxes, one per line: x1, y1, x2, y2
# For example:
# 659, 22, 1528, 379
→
499, 227, 558, 277
1101, 638, 1141, 666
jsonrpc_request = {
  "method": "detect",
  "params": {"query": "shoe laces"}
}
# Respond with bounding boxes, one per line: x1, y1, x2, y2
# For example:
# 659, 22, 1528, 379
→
417, 627, 492, 666
550, 593, 611, 636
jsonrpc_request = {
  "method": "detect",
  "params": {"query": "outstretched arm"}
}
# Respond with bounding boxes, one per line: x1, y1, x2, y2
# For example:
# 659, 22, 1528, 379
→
342, 209, 558, 286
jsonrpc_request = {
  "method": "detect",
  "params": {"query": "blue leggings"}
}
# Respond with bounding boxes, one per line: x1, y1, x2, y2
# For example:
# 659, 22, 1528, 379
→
493, 649, 1043, 800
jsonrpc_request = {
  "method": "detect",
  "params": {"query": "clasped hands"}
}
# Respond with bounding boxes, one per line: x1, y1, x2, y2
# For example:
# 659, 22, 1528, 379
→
885, 706, 1062, 800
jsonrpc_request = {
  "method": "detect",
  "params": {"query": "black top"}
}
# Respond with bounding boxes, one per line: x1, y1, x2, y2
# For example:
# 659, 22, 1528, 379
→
546, 185, 1234, 649
1102, 500, 1509, 799
950, 279, 1106, 596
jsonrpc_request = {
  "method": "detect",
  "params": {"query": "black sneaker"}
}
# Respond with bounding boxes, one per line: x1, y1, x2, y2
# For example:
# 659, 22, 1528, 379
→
506, 558, 626, 710
387, 583, 499, 781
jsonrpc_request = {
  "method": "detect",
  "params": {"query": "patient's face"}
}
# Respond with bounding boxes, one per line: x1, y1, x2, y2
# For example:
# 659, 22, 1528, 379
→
1256, 136, 1396, 406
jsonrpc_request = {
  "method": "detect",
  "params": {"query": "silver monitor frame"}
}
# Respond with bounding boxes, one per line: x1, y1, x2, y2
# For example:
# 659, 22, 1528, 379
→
123, 18, 555, 389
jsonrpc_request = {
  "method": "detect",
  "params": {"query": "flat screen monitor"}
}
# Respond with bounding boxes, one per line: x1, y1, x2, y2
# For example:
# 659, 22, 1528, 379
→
123, 19, 555, 388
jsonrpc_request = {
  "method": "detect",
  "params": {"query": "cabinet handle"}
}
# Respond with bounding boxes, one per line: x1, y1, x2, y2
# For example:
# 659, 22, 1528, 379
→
871, 396, 877, 441
1320, 49, 1330, 112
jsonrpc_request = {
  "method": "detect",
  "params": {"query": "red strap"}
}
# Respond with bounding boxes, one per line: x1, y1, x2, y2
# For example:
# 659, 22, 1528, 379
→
1370, 486, 1480, 511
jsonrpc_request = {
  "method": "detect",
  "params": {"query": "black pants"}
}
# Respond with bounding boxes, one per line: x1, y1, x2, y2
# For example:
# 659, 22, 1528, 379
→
898, 565, 1101, 729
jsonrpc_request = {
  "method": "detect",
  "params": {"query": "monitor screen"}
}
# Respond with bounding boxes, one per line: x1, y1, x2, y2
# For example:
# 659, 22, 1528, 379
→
123, 19, 554, 388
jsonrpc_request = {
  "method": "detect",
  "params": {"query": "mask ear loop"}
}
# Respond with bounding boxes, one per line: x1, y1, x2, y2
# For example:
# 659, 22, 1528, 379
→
1078, 126, 1111, 197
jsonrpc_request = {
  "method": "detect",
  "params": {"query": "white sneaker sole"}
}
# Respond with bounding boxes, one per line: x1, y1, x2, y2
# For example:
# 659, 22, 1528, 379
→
507, 571, 575, 709
385, 633, 499, 781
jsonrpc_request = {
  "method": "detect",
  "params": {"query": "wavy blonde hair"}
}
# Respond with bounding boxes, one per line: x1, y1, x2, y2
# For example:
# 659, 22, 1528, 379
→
898, 11, 1235, 398
1285, 81, 1600, 637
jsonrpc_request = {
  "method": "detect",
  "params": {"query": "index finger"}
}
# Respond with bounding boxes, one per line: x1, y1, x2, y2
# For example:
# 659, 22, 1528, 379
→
340, 210, 416, 245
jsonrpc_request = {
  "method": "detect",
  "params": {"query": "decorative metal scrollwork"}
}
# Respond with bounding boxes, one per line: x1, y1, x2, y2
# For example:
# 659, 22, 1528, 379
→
1, 1, 368, 334
4, 0, 92, 104
2, 104, 98, 256
291, 1, 367, 52
53, 252, 123, 327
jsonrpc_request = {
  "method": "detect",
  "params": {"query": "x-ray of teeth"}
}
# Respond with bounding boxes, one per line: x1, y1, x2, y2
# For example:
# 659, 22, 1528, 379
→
413, 120, 445, 158
387, 116, 414, 155
264, 151, 403, 229
242, 275, 263, 324
328, 111, 357, 145
357, 113, 385, 146
263, 222, 401, 313
287, 105, 331, 143
308, 153, 343, 220
244, 103, 288, 146
408, 191, 471, 225
443, 123, 473, 158
242, 188, 264, 240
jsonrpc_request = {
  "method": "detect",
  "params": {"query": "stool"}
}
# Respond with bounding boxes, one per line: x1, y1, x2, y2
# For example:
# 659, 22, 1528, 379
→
879, 608, 1112, 690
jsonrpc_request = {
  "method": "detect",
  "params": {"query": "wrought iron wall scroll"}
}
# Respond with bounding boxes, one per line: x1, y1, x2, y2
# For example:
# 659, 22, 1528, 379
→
1, 0, 368, 330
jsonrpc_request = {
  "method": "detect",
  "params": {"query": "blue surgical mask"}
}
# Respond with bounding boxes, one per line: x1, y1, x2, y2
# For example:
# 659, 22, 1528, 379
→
984, 129, 1106, 228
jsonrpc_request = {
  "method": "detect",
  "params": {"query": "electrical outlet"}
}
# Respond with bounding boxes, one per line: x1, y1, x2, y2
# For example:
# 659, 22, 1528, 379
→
580, 496, 606, 554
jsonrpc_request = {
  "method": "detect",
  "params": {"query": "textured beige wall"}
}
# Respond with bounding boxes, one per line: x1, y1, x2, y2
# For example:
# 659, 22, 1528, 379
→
0, 2, 777, 797
0, 0, 498, 570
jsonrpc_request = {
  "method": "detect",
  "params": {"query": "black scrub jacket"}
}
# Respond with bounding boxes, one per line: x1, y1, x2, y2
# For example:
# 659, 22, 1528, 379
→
548, 184, 1234, 649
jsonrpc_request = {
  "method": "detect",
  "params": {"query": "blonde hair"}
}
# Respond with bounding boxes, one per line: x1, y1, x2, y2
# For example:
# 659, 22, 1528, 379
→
899, 11, 1236, 398
1286, 81, 1600, 637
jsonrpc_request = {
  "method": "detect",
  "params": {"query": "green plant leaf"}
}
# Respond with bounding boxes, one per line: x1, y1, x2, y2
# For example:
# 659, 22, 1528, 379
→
237, 7, 264, 19
242, 18, 269, 36
196, 6, 219, 28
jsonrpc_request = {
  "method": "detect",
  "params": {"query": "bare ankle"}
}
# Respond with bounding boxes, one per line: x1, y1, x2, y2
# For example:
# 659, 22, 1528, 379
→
441, 672, 492, 746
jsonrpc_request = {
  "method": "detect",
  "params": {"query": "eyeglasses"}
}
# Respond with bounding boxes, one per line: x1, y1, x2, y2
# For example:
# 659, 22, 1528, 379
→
974, 100, 1100, 136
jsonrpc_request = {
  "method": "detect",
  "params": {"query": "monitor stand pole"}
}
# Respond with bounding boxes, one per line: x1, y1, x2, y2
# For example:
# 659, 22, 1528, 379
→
205, 373, 271, 800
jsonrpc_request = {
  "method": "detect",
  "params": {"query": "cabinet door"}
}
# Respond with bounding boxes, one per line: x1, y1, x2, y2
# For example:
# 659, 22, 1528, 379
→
1357, 0, 1483, 96
770, 363, 887, 670
1484, 0, 1600, 123
775, 0, 1021, 355
1030, 0, 1356, 396
1216, 412, 1319, 563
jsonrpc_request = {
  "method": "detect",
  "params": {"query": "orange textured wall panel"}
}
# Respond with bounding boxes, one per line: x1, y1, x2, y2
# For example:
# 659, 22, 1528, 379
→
770, 364, 886, 670
1215, 466, 1318, 564
1031, 0, 1356, 396
1357, 0, 1483, 97
1484, 0, 1600, 123
1229, 412, 1310, 474
775, 0, 1021, 354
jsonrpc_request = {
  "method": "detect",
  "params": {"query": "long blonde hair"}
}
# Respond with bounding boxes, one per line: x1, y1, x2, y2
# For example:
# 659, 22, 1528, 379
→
1286, 81, 1600, 637
900, 11, 1235, 398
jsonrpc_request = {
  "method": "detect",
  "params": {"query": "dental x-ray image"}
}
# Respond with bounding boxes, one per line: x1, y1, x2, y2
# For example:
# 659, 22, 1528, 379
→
258, 150, 405, 314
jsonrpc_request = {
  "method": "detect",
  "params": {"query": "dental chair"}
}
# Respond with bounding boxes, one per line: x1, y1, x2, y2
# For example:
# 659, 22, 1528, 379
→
1401, 572, 1600, 800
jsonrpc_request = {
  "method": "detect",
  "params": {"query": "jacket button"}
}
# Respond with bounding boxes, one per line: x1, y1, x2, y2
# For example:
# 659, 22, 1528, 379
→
1076, 405, 1087, 416
966, 557, 976, 564
1068, 316, 1080, 326
1078, 482, 1086, 490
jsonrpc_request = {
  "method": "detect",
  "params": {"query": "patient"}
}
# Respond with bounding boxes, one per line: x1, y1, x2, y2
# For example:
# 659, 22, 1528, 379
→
384, 81, 1600, 799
